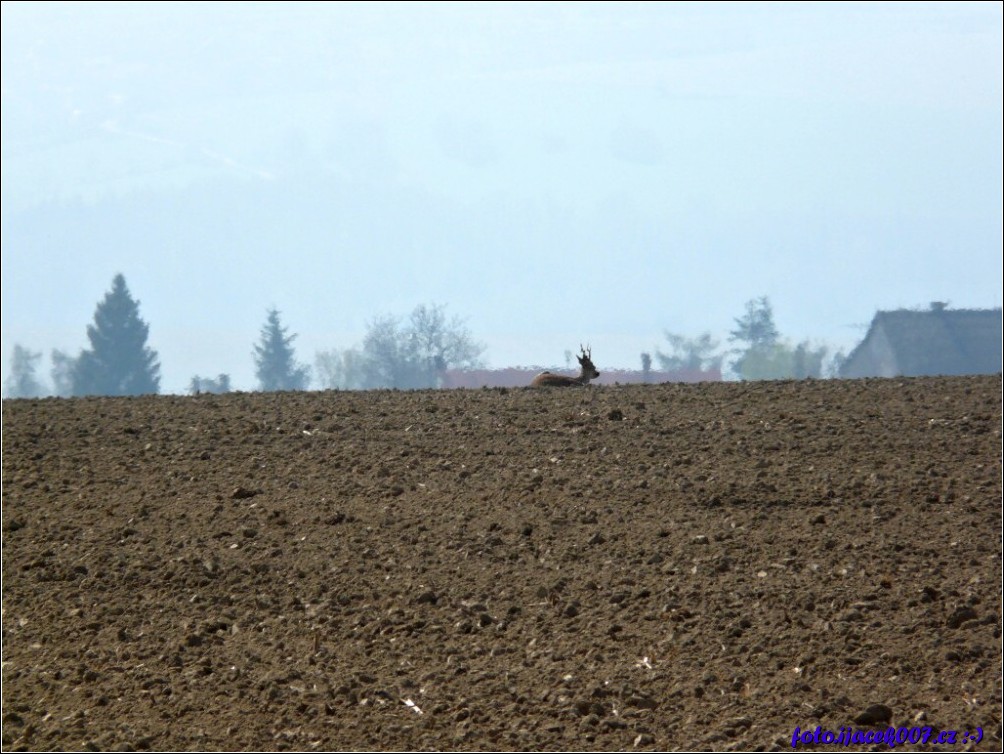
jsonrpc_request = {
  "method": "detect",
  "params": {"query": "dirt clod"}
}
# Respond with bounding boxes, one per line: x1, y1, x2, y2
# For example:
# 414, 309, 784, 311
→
854, 703, 894, 725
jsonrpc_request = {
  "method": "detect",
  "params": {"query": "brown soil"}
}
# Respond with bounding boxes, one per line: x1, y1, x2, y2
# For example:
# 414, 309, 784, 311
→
2, 376, 1001, 752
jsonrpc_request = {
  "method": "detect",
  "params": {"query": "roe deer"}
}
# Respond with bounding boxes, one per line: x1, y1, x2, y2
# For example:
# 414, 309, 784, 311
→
531, 345, 600, 387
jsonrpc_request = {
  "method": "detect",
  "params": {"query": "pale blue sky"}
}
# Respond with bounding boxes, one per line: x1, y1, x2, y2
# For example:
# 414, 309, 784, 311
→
2, 1, 1001, 392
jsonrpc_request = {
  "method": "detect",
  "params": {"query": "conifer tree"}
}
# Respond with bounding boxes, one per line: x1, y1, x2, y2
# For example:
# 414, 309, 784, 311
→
729, 296, 779, 349
4, 345, 46, 398
73, 274, 161, 396
253, 308, 310, 391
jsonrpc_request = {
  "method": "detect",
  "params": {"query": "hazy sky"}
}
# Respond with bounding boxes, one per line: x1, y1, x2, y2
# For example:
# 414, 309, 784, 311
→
2, 1, 1002, 393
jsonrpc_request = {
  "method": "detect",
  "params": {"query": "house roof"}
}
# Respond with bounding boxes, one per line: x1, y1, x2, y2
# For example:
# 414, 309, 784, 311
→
841, 306, 1002, 377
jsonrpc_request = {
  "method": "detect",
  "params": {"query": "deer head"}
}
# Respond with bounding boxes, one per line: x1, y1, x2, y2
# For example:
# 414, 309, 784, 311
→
576, 344, 600, 382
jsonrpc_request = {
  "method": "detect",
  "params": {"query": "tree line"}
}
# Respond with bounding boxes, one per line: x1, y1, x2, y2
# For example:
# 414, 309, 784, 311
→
3, 274, 487, 398
652, 296, 842, 381
3, 275, 842, 398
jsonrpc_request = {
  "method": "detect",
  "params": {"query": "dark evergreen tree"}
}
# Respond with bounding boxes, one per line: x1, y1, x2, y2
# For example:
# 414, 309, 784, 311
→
253, 308, 309, 391
72, 274, 160, 396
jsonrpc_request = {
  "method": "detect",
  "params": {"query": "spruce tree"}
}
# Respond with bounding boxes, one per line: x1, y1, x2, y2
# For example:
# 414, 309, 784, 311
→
73, 274, 161, 396
253, 308, 309, 391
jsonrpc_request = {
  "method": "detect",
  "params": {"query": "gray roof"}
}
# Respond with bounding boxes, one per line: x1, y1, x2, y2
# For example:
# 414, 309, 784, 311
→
841, 306, 1002, 378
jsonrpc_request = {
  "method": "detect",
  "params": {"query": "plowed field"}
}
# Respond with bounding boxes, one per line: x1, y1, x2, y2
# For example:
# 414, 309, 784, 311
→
3, 376, 1001, 751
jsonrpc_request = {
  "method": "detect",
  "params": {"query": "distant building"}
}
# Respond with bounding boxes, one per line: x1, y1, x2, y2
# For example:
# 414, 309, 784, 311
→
441, 366, 721, 389
839, 303, 1002, 378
